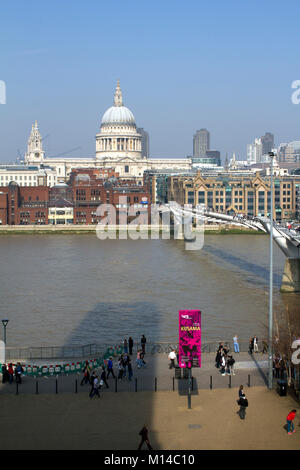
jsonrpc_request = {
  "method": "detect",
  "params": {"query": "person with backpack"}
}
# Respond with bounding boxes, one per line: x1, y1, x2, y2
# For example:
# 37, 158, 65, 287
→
237, 385, 248, 419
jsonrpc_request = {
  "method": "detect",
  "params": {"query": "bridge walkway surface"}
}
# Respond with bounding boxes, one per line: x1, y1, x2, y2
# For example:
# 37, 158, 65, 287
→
0, 352, 270, 395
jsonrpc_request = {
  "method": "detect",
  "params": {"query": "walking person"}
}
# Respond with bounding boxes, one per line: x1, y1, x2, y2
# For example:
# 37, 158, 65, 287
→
233, 335, 239, 353
100, 366, 109, 389
90, 370, 96, 389
137, 425, 153, 450
168, 349, 176, 369
220, 353, 226, 376
286, 409, 297, 435
274, 355, 281, 379
15, 362, 23, 384
118, 357, 125, 381
107, 357, 115, 379
237, 385, 248, 420
80, 361, 91, 386
215, 343, 223, 369
249, 338, 254, 355
89, 375, 101, 399
2, 364, 9, 384
140, 350, 146, 368
123, 339, 128, 354
127, 358, 133, 381
8, 363, 14, 384
253, 336, 259, 353
227, 355, 236, 376
129, 337, 134, 355
141, 335, 146, 355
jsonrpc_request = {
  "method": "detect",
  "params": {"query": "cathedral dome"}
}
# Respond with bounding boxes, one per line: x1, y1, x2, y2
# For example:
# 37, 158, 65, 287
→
100, 81, 136, 127
101, 105, 136, 126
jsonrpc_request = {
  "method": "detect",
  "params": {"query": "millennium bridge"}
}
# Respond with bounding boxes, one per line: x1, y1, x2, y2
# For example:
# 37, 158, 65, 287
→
167, 201, 300, 293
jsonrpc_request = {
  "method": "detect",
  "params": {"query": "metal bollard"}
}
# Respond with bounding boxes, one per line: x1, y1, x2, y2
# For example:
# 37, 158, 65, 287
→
229, 375, 231, 388
155, 377, 157, 392
16, 382, 19, 395
210, 375, 212, 390
192, 376, 194, 391
56, 379, 58, 394
36, 380, 39, 394
75, 379, 78, 394
135, 378, 137, 392
115, 377, 117, 393
248, 374, 251, 387
172, 377, 175, 391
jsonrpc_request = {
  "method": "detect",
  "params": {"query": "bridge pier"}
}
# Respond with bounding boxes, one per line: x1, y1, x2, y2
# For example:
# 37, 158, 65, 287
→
281, 258, 300, 293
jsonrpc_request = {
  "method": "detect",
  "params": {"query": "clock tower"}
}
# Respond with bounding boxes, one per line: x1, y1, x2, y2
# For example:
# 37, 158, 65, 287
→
24, 121, 45, 164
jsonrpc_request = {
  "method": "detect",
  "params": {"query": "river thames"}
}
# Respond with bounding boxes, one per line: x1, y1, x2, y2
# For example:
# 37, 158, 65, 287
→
0, 233, 298, 347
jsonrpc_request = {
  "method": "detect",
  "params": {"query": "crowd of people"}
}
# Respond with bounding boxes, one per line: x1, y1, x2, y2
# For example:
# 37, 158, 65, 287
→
215, 343, 236, 376
1, 362, 23, 384
79, 335, 149, 398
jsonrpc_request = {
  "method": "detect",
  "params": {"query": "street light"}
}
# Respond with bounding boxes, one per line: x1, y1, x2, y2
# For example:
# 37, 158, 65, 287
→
268, 152, 275, 390
1, 319, 9, 344
1, 319, 9, 364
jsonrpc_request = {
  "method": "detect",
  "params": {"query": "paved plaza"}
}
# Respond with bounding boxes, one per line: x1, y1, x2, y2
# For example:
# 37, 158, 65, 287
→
0, 386, 299, 450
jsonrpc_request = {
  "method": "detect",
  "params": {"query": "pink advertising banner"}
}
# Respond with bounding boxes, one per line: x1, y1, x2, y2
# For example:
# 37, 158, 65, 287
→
178, 310, 201, 368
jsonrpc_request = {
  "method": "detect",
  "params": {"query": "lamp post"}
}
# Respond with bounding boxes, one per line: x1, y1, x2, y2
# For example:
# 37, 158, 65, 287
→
1, 319, 9, 364
268, 152, 275, 390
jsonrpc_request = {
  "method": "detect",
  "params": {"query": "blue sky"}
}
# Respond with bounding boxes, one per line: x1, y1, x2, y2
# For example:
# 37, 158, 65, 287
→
0, 0, 299, 163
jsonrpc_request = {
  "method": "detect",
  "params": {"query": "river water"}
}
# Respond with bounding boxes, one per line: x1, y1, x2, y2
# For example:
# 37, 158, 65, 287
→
0, 234, 298, 347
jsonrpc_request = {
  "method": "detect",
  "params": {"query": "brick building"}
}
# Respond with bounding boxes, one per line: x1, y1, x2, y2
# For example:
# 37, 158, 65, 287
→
0, 169, 150, 225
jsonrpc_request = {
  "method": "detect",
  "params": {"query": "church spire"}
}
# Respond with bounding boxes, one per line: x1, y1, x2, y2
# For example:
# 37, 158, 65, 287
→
114, 80, 123, 107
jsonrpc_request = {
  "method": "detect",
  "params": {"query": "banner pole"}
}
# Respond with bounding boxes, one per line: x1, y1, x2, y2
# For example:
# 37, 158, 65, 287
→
188, 367, 192, 409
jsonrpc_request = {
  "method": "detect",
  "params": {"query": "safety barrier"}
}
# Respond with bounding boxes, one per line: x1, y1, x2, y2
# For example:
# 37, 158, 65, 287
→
0, 344, 123, 377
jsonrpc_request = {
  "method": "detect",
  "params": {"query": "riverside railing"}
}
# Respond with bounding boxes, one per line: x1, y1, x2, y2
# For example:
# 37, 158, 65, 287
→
4, 340, 267, 361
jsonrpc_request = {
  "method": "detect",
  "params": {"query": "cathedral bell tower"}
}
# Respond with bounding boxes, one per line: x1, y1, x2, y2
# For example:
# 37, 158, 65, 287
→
24, 121, 45, 164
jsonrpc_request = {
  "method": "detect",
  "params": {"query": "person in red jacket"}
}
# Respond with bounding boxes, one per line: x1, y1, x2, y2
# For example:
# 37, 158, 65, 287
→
286, 409, 297, 434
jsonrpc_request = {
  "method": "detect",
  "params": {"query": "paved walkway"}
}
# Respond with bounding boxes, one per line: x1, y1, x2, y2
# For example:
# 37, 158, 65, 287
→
0, 387, 299, 450
0, 352, 270, 395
